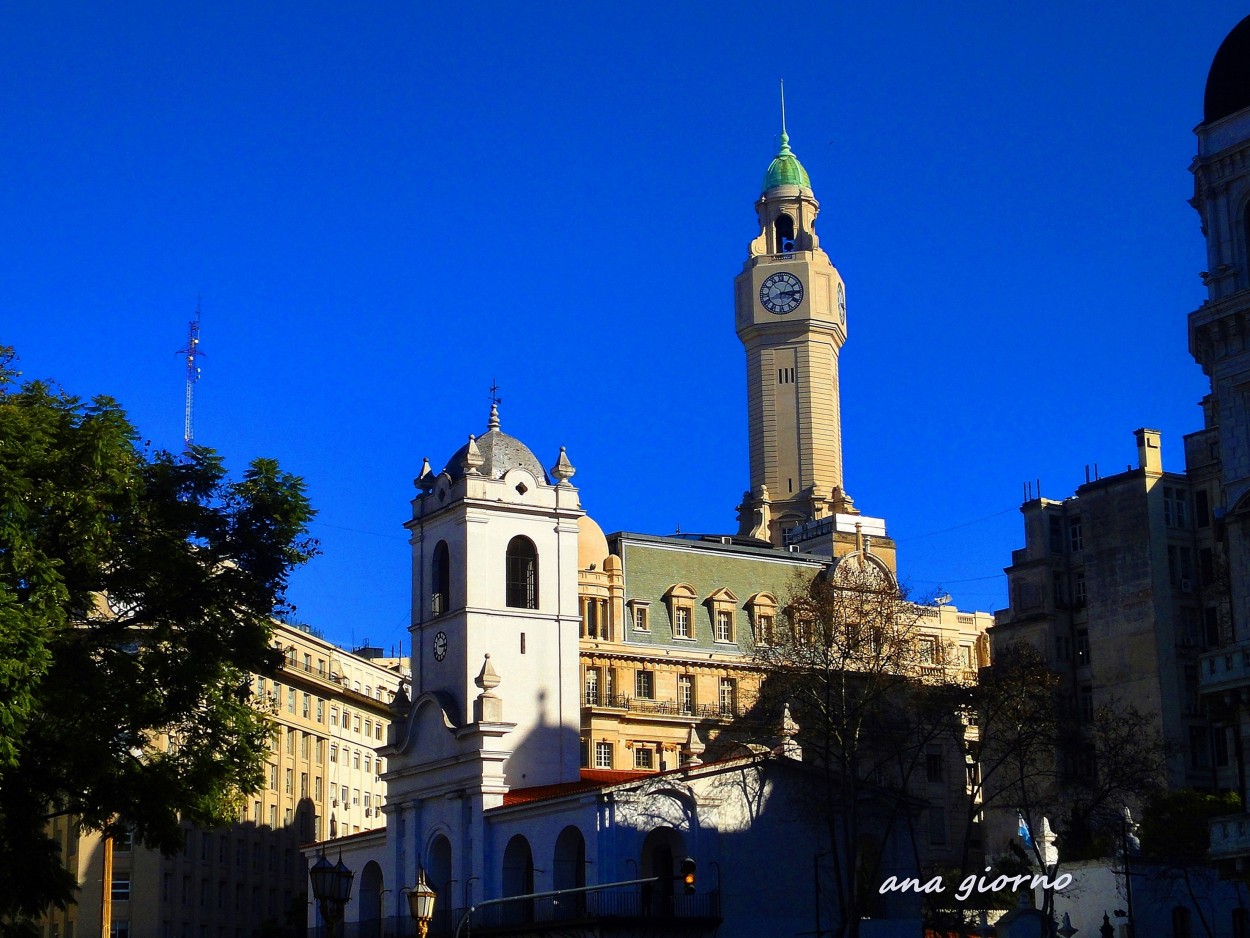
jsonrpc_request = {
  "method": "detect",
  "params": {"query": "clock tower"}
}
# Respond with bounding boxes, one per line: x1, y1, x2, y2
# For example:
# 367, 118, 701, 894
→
735, 119, 853, 546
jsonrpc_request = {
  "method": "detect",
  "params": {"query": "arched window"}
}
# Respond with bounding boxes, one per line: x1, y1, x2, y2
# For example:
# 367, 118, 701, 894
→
506, 536, 539, 609
502, 835, 535, 923
553, 826, 586, 917
1173, 906, 1192, 938
432, 541, 450, 616
774, 213, 796, 252
359, 862, 384, 938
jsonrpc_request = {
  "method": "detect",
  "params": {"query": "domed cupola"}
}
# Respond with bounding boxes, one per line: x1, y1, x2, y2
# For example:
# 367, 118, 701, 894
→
1204, 14, 1250, 125
443, 403, 549, 483
763, 130, 812, 193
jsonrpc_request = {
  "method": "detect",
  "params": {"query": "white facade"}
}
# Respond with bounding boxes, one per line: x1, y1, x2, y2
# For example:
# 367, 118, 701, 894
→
305, 408, 921, 937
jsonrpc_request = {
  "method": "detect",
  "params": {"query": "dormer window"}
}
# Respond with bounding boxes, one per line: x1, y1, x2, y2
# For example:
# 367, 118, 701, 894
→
705, 587, 739, 644
506, 536, 539, 609
663, 584, 697, 641
746, 592, 779, 645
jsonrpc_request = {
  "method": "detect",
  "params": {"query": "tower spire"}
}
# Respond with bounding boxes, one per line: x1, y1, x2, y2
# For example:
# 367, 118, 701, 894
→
780, 78, 787, 137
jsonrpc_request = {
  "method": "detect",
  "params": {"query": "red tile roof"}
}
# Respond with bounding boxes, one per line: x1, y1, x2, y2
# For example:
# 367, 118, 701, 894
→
501, 769, 651, 806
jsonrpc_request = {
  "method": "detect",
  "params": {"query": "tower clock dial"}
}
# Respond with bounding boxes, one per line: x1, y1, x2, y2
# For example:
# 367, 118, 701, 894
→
837, 281, 846, 324
760, 272, 804, 314
433, 630, 448, 662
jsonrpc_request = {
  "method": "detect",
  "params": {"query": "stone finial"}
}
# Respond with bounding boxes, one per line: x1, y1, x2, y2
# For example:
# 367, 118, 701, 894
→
473, 654, 503, 723
1040, 816, 1059, 867
461, 435, 485, 476
551, 446, 575, 485
682, 725, 705, 767
737, 484, 772, 541
488, 401, 500, 432
854, 522, 864, 554
389, 680, 411, 714
475, 653, 500, 692
778, 702, 802, 759
415, 457, 435, 493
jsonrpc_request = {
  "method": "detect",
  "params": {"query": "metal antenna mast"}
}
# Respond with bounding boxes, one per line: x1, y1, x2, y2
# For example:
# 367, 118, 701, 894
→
177, 301, 205, 449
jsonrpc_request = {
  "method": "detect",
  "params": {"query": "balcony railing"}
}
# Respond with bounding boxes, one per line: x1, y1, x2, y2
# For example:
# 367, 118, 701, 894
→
1198, 646, 1250, 696
582, 693, 746, 720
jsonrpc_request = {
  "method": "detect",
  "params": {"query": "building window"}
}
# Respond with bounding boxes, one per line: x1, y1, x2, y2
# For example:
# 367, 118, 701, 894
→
631, 603, 650, 631
115, 828, 133, 852
757, 614, 775, 644
1196, 489, 1211, 528
354, 713, 361, 733
365, 719, 372, 738
505, 536, 539, 609
284, 768, 292, 794
634, 745, 654, 769
1164, 487, 1189, 529
353, 750, 361, 769
918, 637, 938, 665
110, 924, 130, 938
301, 734, 310, 760
1055, 635, 1071, 662
706, 587, 739, 644
316, 699, 324, 723
287, 688, 295, 713
432, 540, 450, 616
585, 667, 600, 706
1069, 517, 1083, 553
635, 670, 654, 699
112, 878, 131, 901
719, 677, 737, 716
580, 738, 589, 768
1074, 573, 1086, 607
314, 776, 322, 800
1048, 515, 1064, 554
1075, 630, 1090, 666
1079, 686, 1094, 722
675, 607, 692, 638
302, 694, 310, 718
300, 773, 308, 798
678, 674, 694, 714
664, 584, 697, 640
330, 707, 338, 727
581, 597, 608, 640
594, 742, 613, 768
926, 750, 944, 783
329, 744, 338, 763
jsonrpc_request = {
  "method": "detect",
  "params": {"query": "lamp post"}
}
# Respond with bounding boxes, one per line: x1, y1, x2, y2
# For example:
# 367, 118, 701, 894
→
405, 867, 438, 938
309, 849, 355, 938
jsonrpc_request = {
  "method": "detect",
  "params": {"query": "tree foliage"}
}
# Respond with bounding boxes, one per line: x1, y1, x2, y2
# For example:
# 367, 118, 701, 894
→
0, 348, 317, 926
754, 556, 969, 938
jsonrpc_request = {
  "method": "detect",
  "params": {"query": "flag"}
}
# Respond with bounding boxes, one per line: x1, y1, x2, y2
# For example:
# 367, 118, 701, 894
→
1018, 813, 1034, 849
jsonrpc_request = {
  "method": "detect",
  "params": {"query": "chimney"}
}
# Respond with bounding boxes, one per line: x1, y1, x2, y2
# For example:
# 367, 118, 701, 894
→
1134, 428, 1163, 475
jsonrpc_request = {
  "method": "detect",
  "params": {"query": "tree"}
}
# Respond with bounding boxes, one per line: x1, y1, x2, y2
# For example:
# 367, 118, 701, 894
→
1138, 789, 1243, 938
0, 348, 317, 930
970, 641, 1166, 928
753, 553, 970, 938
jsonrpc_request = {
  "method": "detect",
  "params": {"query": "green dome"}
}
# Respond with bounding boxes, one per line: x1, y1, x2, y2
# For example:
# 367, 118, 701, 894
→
762, 131, 811, 191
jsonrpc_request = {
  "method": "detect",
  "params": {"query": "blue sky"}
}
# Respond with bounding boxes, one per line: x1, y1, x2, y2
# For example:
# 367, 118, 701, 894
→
2, 4, 1243, 652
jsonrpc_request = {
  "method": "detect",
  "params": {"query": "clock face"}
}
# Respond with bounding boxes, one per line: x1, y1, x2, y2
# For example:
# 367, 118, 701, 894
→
760, 272, 804, 314
837, 282, 846, 324
433, 631, 448, 662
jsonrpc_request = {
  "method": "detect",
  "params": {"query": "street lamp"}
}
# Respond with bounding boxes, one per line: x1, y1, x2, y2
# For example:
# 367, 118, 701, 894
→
405, 867, 438, 938
309, 849, 354, 938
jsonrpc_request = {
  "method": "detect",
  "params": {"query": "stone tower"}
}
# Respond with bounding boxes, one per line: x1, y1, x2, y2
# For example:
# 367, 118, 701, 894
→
735, 109, 854, 546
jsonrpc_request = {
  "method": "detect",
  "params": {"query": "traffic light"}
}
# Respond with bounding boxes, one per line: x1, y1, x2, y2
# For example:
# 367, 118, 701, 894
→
680, 857, 696, 894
